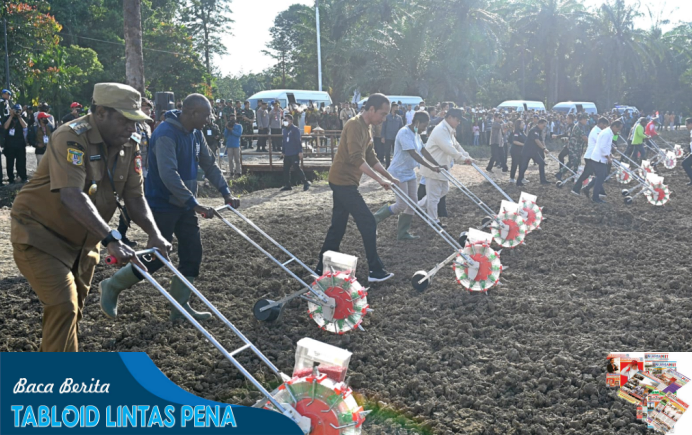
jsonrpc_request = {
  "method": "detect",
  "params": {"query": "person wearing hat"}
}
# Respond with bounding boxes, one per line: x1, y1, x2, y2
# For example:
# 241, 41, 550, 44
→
99, 93, 240, 323
61, 102, 83, 124
2, 103, 29, 184
556, 113, 589, 181
36, 102, 55, 130
32, 111, 54, 166
10, 82, 172, 352
1, 89, 12, 118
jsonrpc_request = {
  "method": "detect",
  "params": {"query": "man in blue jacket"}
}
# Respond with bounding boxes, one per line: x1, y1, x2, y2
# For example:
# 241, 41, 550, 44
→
99, 94, 240, 321
280, 114, 310, 191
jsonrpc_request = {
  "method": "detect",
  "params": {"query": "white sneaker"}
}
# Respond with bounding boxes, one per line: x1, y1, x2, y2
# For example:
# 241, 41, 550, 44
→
509, 178, 516, 183
521, 179, 530, 184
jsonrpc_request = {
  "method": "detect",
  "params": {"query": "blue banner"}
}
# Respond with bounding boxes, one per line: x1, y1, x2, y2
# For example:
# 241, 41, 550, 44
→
0, 353, 302, 434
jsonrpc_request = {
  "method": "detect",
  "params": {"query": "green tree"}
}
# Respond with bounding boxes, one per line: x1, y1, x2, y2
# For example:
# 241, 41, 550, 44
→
180, 0, 233, 78
143, 21, 209, 96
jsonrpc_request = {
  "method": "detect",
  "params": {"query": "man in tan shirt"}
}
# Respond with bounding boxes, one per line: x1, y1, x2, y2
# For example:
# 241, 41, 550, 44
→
11, 83, 171, 352
316, 94, 399, 282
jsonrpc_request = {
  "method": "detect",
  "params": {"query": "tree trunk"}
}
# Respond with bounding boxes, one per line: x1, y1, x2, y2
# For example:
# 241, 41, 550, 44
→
123, 0, 145, 94
202, 8, 211, 80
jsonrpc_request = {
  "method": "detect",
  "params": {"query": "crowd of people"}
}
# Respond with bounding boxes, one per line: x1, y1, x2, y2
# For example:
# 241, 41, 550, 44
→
5, 81, 692, 353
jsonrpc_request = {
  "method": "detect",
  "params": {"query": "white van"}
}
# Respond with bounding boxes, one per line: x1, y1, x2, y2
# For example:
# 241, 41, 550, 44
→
357, 95, 424, 109
247, 89, 333, 109
497, 100, 546, 112
552, 101, 598, 115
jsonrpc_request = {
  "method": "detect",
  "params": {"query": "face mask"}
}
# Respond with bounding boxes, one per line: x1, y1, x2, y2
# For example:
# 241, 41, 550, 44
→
283, 121, 289, 127
413, 126, 419, 134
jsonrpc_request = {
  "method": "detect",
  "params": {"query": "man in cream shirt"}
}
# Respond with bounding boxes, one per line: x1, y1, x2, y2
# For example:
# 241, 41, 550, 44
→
418, 108, 475, 224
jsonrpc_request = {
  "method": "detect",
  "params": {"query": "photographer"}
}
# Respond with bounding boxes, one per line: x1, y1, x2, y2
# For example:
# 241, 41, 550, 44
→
61, 102, 83, 124
32, 112, 53, 166
36, 103, 55, 130
2, 103, 28, 184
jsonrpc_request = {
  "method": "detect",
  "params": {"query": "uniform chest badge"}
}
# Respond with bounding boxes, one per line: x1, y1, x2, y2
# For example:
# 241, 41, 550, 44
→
134, 155, 143, 174
67, 148, 84, 166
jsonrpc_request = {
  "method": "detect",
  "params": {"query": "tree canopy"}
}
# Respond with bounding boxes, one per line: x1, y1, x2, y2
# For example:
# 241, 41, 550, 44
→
2, 0, 691, 116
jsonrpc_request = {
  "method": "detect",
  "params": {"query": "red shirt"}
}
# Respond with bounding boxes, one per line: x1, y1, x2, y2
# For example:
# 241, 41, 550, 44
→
645, 121, 658, 137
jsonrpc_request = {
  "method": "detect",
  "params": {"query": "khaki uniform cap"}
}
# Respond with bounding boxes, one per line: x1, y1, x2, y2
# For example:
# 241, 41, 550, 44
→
92, 82, 152, 122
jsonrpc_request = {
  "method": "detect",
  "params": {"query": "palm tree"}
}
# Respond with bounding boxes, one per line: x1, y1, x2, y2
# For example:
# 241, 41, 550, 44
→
593, 0, 650, 108
509, 0, 587, 105
123, 0, 144, 94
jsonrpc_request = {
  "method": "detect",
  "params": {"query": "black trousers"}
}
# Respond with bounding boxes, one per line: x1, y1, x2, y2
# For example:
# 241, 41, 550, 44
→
283, 154, 306, 187
487, 144, 507, 171
257, 128, 268, 151
3, 147, 27, 182
317, 183, 385, 274
625, 144, 645, 166
591, 161, 608, 201
134, 208, 203, 279
271, 128, 282, 152
417, 183, 447, 217
573, 159, 594, 192
383, 139, 395, 168
509, 145, 523, 180
517, 148, 546, 183
682, 153, 692, 182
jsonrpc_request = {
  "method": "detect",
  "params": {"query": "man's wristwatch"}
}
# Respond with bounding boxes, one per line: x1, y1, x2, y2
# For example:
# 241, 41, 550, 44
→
102, 229, 122, 246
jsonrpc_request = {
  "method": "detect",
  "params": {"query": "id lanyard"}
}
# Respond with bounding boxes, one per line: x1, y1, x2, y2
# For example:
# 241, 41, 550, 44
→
98, 143, 128, 222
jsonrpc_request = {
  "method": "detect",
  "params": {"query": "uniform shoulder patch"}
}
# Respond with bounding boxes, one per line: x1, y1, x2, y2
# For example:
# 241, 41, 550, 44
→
67, 148, 84, 166
68, 120, 92, 135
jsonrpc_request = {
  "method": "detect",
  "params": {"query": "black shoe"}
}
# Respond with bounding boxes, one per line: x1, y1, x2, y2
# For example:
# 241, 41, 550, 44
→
555, 172, 562, 181
582, 188, 591, 197
515, 181, 525, 187
368, 269, 394, 283
122, 238, 138, 248
303, 182, 311, 191
570, 189, 580, 196
280, 186, 292, 191
501, 168, 508, 172
486, 168, 493, 173
592, 198, 607, 204
540, 180, 550, 185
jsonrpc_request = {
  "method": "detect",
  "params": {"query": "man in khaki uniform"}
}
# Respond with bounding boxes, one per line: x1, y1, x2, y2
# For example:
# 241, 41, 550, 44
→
11, 83, 171, 352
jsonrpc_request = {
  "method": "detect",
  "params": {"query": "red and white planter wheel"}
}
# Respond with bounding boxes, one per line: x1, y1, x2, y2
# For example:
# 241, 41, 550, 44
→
674, 145, 684, 159
261, 373, 368, 435
663, 151, 677, 169
616, 166, 632, 184
453, 241, 502, 292
490, 209, 527, 248
518, 199, 543, 233
308, 272, 369, 335
644, 182, 670, 206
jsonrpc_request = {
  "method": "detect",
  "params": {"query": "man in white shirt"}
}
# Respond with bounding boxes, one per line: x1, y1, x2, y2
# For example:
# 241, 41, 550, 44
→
418, 108, 475, 224
572, 117, 610, 196
405, 105, 415, 125
590, 120, 622, 203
